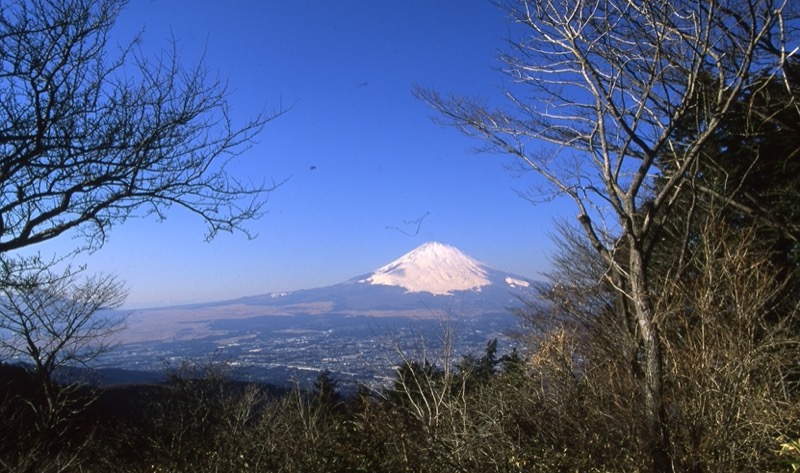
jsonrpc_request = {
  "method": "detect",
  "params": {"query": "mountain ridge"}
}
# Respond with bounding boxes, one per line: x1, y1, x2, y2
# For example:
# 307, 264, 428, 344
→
119, 242, 539, 343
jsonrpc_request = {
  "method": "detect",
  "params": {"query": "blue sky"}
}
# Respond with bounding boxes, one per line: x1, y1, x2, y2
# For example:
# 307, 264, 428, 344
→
22, 1, 572, 307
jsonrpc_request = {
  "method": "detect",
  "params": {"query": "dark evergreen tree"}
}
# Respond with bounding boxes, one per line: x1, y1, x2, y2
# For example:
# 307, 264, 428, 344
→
312, 369, 341, 411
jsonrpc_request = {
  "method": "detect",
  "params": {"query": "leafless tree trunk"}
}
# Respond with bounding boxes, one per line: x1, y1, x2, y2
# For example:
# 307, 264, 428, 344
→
416, 1, 795, 469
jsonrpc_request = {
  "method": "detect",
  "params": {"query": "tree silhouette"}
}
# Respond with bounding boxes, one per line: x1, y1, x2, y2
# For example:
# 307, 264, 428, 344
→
0, 0, 282, 255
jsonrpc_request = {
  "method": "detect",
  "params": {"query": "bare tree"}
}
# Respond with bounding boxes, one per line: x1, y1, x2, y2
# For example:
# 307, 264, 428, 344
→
0, 257, 127, 391
0, 0, 281, 254
415, 0, 796, 469
0, 257, 126, 472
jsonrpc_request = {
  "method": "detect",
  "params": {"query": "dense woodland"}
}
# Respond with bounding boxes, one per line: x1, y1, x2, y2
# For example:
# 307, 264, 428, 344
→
2, 0, 800, 471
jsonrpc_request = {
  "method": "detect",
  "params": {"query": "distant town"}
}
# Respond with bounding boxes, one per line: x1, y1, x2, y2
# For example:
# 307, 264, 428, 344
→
99, 312, 521, 391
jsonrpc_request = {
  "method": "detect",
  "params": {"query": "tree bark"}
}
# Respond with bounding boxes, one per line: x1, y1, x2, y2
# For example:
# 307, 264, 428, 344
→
628, 241, 670, 472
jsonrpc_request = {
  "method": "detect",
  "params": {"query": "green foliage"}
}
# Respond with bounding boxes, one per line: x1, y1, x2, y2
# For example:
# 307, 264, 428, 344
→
459, 338, 499, 386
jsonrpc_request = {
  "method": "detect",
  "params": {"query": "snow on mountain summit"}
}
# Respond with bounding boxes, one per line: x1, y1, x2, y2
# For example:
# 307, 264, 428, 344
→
360, 242, 491, 295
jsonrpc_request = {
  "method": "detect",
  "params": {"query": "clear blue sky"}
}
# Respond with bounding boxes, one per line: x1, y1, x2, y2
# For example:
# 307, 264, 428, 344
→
22, 1, 572, 308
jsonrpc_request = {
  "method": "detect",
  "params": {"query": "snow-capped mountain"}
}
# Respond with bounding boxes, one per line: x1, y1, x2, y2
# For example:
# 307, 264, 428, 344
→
121, 242, 539, 343
360, 242, 491, 295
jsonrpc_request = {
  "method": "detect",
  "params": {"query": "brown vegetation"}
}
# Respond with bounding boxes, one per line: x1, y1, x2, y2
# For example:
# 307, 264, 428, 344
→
1, 0, 798, 471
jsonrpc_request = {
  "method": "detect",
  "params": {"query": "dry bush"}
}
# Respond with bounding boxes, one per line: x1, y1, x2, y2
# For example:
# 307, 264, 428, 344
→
373, 333, 537, 471
107, 360, 266, 473
0, 373, 100, 473
511, 222, 655, 469
521, 323, 652, 471
658, 221, 800, 471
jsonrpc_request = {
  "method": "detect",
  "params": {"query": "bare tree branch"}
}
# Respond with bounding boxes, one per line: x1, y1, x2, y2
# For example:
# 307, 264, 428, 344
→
0, 0, 284, 253
0, 257, 127, 384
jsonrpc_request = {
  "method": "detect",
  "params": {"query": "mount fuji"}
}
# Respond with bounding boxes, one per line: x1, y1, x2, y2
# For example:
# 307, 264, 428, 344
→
234, 241, 536, 313
120, 242, 539, 343
362, 241, 496, 295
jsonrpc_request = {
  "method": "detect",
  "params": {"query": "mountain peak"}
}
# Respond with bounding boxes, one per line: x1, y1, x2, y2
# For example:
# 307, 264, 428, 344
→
360, 242, 490, 295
